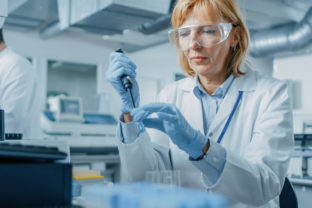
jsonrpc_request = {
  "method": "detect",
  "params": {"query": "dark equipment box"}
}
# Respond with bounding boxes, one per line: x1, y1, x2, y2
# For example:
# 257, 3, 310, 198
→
0, 163, 72, 207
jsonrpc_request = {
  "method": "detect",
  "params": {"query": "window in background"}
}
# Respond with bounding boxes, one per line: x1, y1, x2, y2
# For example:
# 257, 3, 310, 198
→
47, 60, 97, 112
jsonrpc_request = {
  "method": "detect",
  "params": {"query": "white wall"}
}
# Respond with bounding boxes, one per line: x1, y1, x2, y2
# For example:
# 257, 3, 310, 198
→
4, 30, 113, 64
274, 53, 312, 133
247, 56, 273, 76
128, 43, 182, 103
128, 43, 182, 88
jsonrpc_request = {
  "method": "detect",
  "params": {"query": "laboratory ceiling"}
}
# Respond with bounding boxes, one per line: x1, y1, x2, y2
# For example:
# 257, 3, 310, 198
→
4, 0, 312, 57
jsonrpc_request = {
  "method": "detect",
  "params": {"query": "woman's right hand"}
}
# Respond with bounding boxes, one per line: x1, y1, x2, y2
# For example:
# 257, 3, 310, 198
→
106, 52, 140, 113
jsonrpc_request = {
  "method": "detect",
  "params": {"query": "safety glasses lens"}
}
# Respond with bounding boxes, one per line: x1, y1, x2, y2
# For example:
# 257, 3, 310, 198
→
169, 23, 232, 51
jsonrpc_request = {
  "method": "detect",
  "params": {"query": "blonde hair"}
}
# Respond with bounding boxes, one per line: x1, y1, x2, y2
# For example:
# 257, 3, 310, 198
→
171, 0, 249, 77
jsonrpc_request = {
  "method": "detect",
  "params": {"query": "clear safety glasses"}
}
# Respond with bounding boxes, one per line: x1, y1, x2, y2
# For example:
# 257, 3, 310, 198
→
168, 23, 233, 51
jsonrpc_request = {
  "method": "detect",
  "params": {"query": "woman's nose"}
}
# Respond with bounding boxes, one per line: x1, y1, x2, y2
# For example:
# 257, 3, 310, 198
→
188, 32, 201, 50
189, 38, 201, 50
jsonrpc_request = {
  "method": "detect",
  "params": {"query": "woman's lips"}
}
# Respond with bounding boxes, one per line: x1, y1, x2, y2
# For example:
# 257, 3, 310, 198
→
190, 56, 207, 63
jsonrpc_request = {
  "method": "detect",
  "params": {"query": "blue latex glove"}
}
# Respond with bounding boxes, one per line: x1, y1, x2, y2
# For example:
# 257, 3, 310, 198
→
131, 103, 208, 159
106, 52, 140, 113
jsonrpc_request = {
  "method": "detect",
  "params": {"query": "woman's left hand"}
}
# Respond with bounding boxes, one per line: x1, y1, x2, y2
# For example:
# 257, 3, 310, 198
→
131, 103, 208, 159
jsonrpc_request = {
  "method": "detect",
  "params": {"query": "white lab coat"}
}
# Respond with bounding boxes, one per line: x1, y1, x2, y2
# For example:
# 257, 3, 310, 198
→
117, 68, 293, 208
0, 47, 40, 139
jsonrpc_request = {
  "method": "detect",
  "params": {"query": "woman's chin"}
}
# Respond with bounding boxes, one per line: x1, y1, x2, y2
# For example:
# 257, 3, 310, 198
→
192, 66, 212, 75
193, 67, 226, 78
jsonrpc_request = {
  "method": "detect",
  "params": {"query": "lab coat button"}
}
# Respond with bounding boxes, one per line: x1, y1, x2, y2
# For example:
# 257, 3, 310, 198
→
208, 132, 213, 137
213, 157, 217, 162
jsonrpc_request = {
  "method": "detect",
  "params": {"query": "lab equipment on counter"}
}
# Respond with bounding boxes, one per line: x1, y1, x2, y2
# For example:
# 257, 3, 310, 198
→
72, 169, 106, 196
81, 182, 227, 208
0, 139, 72, 207
73, 169, 104, 180
41, 110, 120, 182
290, 134, 312, 178
72, 179, 82, 197
5, 133, 23, 140
48, 95, 83, 122
0, 163, 72, 207
0, 142, 67, 162
0, 108, 24, 140
41, 111, 118, 152
0, 109, 4, 141
288, 133, 312, 208
72, 170, 104, 197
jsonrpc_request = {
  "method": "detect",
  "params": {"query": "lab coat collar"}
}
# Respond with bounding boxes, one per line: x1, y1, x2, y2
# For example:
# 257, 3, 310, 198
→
180, 67, 257, 93
0, 46, 9, 59
193, 73, 235, 99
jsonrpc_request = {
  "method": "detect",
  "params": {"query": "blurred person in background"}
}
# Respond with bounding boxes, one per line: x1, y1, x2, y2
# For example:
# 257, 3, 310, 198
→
0, 28, 39, 139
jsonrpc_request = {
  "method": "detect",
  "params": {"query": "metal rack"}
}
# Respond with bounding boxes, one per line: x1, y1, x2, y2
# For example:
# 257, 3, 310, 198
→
294, 134, 312, 177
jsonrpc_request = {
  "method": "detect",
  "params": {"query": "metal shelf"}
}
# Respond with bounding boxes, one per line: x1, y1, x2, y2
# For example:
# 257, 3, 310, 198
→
290, 178, 312, 186
70, 154, 120, 164
292, 150, 312, 158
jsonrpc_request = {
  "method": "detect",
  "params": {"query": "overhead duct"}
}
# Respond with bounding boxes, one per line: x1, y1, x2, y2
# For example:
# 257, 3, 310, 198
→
5, 0, 58, 32
39, 0, 171, 39
250, 7, 312, 57
137, 14, 171, 35
137, 0, 176, 35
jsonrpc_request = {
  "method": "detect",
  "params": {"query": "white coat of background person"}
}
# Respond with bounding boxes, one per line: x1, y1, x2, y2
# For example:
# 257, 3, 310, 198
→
0, 28, 40, 139
106, 0, 294, 207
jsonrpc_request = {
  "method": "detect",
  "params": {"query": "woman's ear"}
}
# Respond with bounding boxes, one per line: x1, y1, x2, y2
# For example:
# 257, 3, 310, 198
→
231, 26, 240, 48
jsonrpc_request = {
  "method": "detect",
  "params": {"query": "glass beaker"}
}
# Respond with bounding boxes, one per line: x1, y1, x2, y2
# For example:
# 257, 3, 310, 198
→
145, 170, 181, 186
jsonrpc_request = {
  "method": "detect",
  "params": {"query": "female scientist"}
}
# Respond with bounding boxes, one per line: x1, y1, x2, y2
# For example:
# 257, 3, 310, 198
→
106, 0, 293, 207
